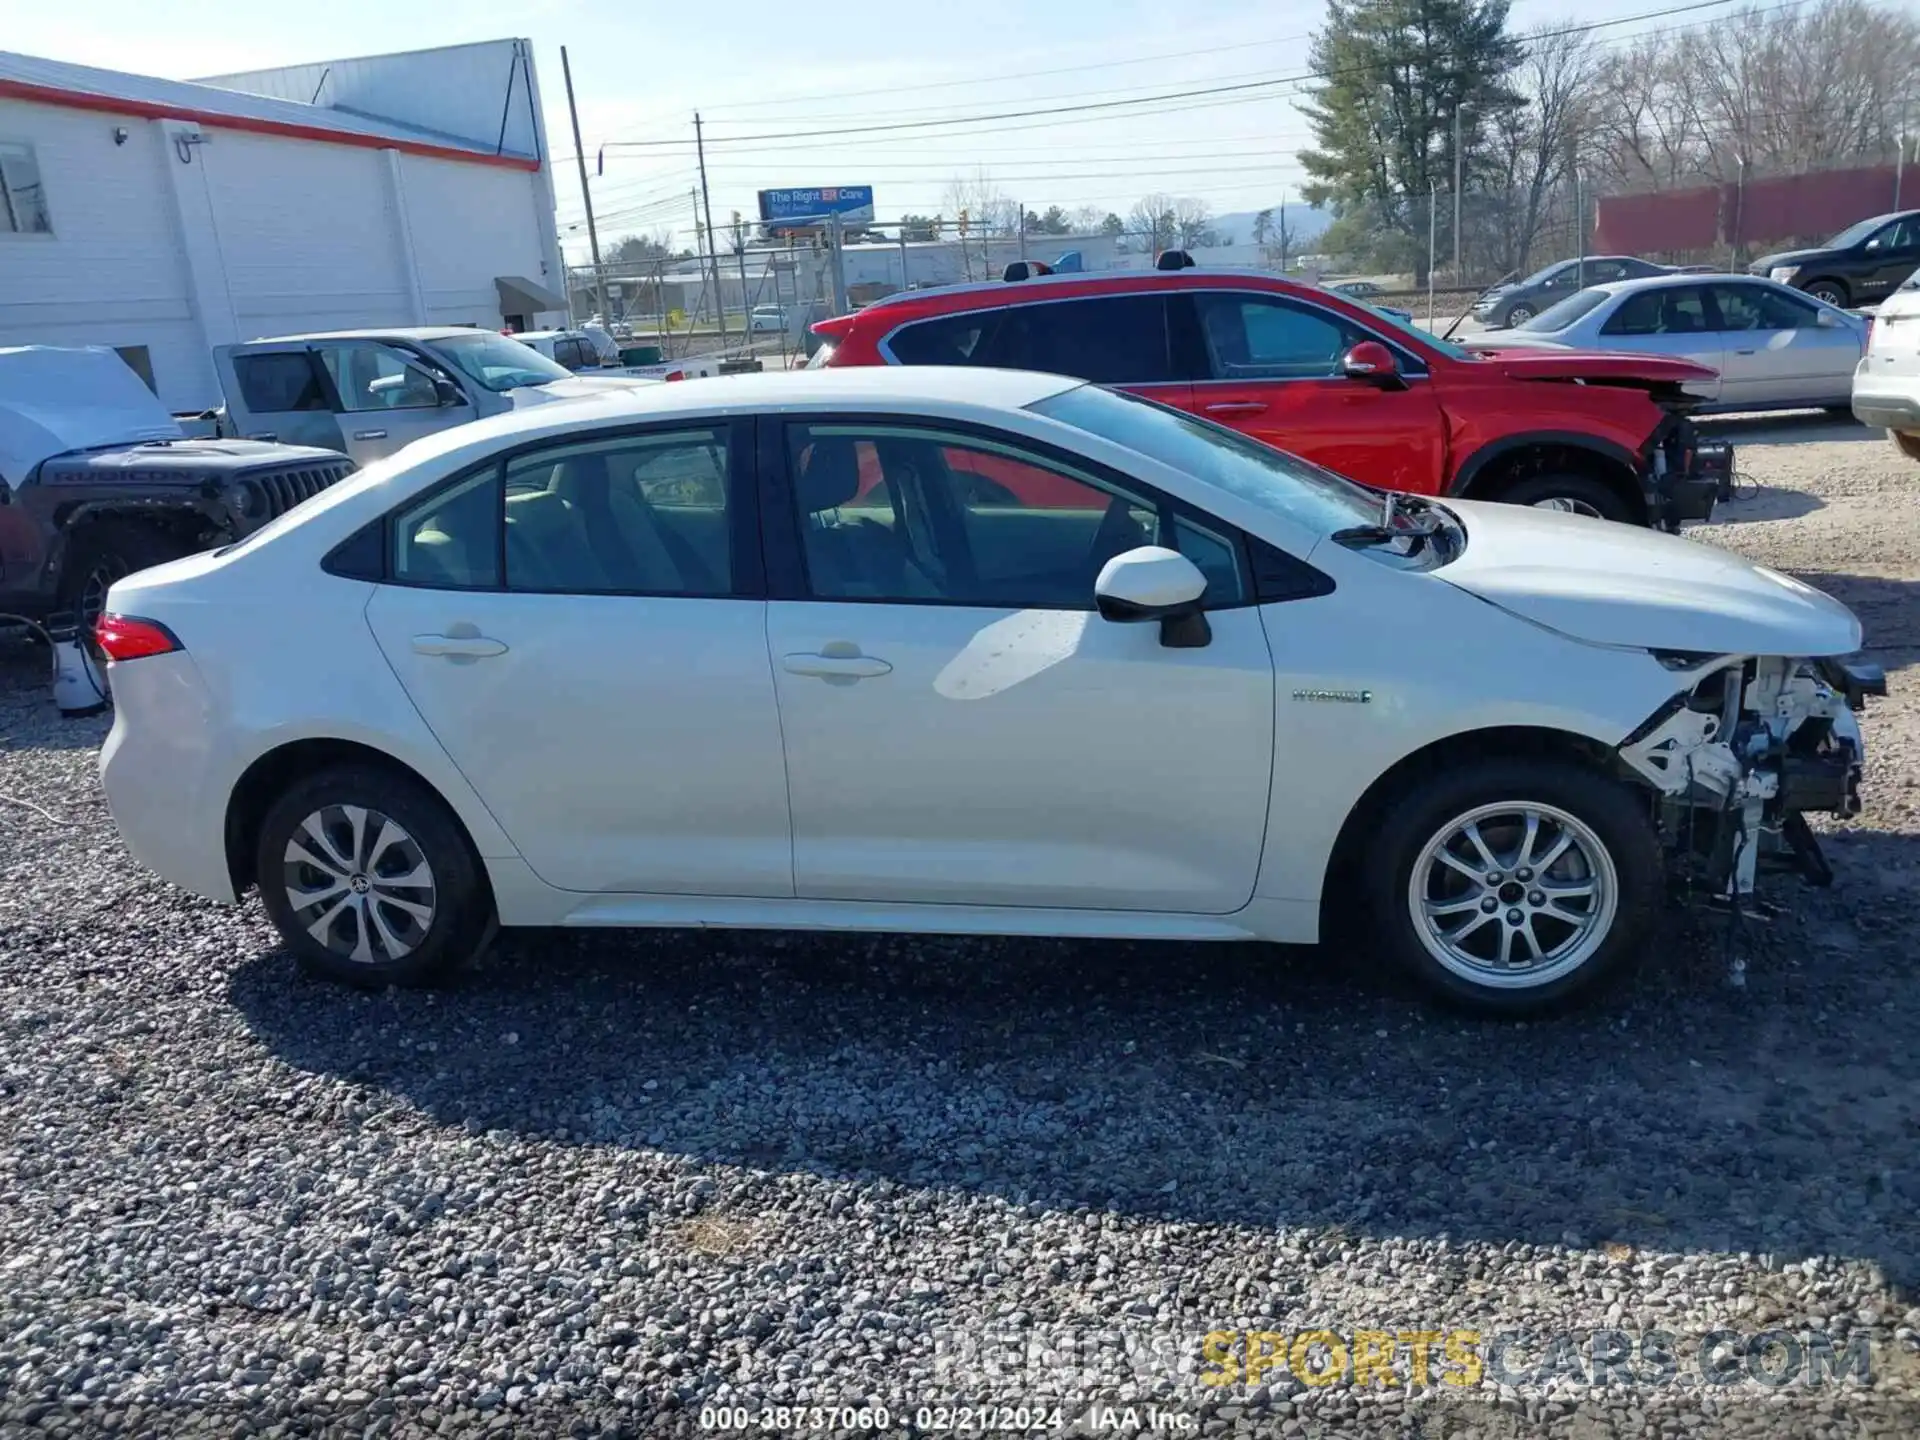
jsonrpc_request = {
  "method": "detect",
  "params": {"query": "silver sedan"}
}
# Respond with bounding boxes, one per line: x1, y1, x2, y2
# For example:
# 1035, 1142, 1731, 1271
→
1464, 273, 1867, 413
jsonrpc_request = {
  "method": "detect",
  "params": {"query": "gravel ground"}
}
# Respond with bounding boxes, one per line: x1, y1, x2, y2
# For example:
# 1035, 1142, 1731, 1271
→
3, 415, 1919, 1439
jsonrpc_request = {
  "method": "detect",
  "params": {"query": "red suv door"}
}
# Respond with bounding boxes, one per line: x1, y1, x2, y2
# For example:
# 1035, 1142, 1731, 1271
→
1175, 289, 1446, 494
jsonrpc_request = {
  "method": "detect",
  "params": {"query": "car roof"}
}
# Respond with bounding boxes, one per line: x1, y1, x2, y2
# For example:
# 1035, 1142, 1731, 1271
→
1584, 271, 1763, 296
246, 326, 508, 344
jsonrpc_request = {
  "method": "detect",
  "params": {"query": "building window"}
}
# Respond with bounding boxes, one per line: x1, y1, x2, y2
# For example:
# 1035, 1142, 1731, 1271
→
0, 142, 51, 234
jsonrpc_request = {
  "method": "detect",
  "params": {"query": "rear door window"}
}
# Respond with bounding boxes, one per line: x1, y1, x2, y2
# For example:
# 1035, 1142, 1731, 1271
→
987, 295, 1177, 384
232, 351, 330, 412
887, 312, 998, 365
1600, 286, 1710, 336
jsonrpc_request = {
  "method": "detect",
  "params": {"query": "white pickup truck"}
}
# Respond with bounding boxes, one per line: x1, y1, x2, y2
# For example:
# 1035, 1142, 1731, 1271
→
210, 327, 667, 465
514, 327, 725, 383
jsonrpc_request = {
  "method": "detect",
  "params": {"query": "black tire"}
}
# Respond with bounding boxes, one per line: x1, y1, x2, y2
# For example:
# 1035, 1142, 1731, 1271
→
60, 520, 192, 630
1504, 302, 1535, 326
1803, 279, 1849, 308
1359, 755, 1663, 1015
1493, 471, 1636, 523
1823, 405, 1857, 422
1894, 431, 1920, 463
255, 763, 492, 988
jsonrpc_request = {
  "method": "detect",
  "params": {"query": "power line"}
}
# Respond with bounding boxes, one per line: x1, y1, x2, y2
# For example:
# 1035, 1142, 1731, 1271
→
585, 0, 1745, 152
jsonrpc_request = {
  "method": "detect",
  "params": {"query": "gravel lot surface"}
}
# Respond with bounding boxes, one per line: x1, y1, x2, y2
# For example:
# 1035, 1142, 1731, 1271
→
3, 414, 1918, 1438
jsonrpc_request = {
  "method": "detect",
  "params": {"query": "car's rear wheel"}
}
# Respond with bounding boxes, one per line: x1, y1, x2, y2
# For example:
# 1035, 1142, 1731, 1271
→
1494, 471, 1635, 522
1804, 279, 1849, 308
1361, 756, 1662, 1014
1893, 431, 1920, 463
1504, 302, 1535, 325
256, 764, 491, 988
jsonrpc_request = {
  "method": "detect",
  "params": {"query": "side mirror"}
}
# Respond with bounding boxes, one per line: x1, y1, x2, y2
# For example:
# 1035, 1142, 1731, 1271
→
1094, 546, 1211, 648
1341, 340, 1403, 387
432, 377, 465, 407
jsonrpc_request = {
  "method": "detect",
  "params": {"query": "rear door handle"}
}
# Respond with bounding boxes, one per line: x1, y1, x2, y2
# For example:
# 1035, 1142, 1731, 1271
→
412, 633, 508, 658
353, 428, 388, 441
1204, 401, 1268, 416
782, 652, 892, 681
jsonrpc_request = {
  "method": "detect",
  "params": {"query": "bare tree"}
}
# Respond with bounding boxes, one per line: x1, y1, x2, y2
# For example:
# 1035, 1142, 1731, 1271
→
1169, 196, 1215, 247
1127, 193, 1177, 253
1069, 205, 1108, 234
1481, 25, 1601, 274
942, 168, 1010, 278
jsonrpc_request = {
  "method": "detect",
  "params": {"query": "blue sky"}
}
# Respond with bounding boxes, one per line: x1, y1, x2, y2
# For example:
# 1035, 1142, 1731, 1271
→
9, 0, 1729, 257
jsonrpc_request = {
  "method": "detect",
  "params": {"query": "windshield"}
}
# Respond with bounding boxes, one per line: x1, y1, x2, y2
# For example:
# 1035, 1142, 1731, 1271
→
426, 332, 572, 392
1519, 287, 1611, 332
1825, 216, 1889, 250
1029, 383, 1381, 535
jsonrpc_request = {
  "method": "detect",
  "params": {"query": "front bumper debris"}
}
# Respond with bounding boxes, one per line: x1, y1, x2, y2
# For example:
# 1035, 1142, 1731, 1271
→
1643, 426, 1730, 532
1620, 656, 1872, 899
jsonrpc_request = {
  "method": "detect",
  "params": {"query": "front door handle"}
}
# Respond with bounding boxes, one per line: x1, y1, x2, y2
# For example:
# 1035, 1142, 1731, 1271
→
353, 428, 389, 441
1734, 349, 1757, 356
782, 652, 892, 682
1204, 401, 1268, 416
412, 633, 508, 659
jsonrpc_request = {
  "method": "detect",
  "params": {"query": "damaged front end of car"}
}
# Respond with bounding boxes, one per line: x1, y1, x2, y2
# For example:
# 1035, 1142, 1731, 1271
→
1617, 653, 1884, 904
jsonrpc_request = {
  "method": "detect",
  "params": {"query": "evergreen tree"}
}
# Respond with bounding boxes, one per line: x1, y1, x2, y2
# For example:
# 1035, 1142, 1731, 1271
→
1300, 0, 1522, 278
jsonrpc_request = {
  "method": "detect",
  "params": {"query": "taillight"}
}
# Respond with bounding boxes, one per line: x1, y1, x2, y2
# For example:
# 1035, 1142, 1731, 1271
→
95, 614, 181, 662
663, 370, 686, 382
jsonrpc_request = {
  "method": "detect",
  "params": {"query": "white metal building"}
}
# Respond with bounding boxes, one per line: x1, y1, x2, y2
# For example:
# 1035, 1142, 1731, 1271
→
0, 40, 569, 410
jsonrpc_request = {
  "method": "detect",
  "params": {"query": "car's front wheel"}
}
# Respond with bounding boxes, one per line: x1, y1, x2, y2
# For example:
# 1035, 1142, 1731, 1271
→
1804, 279, 1850, 308
256, 763, 492, 988
1504, 302, 1535, 326
1361, 756, 1662, 1014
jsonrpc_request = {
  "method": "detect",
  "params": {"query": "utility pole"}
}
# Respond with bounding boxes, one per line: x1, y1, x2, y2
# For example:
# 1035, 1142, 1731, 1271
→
1573, 165, 1586, 288
827, 212, 849, 316
560, 46, 606, 324
1452, 104, 1465, 282
1017, 199, 1028, 263
733, 217, 751, 351
1427, 179, 1438, 324
693, 112, 727, 345
898, 224, 910, 292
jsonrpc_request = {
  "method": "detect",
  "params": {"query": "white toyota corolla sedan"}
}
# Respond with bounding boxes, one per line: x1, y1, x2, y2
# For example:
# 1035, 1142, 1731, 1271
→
95, 368, 1876, 1013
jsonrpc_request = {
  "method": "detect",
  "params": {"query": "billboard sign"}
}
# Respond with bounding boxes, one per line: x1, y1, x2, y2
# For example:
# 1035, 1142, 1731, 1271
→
757, 186, 875, 235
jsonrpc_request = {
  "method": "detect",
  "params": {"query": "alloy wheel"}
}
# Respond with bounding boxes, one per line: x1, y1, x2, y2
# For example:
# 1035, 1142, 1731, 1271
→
1506, 304, 1534, 325
282, 804, 437, 965
1406, 800, 1619, 988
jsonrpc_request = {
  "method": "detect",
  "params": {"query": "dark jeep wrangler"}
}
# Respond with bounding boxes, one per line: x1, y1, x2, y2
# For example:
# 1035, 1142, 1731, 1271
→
0, 348, 355, 625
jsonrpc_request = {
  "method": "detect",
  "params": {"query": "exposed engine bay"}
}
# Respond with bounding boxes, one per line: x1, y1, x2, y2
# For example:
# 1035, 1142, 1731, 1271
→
1618, 654, 1884, 902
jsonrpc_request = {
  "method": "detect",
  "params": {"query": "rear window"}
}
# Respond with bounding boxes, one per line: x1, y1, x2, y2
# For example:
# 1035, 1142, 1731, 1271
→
1519, 288, 1610, 332
805, 341, 837, 369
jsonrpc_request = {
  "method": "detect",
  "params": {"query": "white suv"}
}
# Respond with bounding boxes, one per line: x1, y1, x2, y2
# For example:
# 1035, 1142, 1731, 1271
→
1852, 265, 1920, 459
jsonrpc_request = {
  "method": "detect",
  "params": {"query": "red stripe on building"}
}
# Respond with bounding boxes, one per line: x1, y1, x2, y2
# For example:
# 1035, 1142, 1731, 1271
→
0, 77, 540, 172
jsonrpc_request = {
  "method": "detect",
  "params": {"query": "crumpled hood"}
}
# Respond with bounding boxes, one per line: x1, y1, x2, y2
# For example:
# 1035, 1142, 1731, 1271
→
504, 374, 662, 408
1464, 348, 1718, 385
0, 345, 183, 480
1435, 499, 1862, 656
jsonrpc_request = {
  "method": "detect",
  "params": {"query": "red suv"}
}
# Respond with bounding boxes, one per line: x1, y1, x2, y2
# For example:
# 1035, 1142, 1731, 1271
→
811, 265, 1725, 529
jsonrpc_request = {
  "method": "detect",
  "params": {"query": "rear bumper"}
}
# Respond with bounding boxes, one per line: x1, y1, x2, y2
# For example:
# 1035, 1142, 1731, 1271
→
98, 651, 238, 903
1850, 391, 1920, 431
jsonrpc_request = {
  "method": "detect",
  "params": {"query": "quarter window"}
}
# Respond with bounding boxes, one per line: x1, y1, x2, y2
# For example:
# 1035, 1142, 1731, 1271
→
1194, 294, 1359, 380
786, 421, 1242, 608
0, 141, 50, 234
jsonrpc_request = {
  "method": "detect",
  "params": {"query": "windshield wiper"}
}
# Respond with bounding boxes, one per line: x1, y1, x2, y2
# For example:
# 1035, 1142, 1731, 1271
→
1334, 493, 1448, 553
